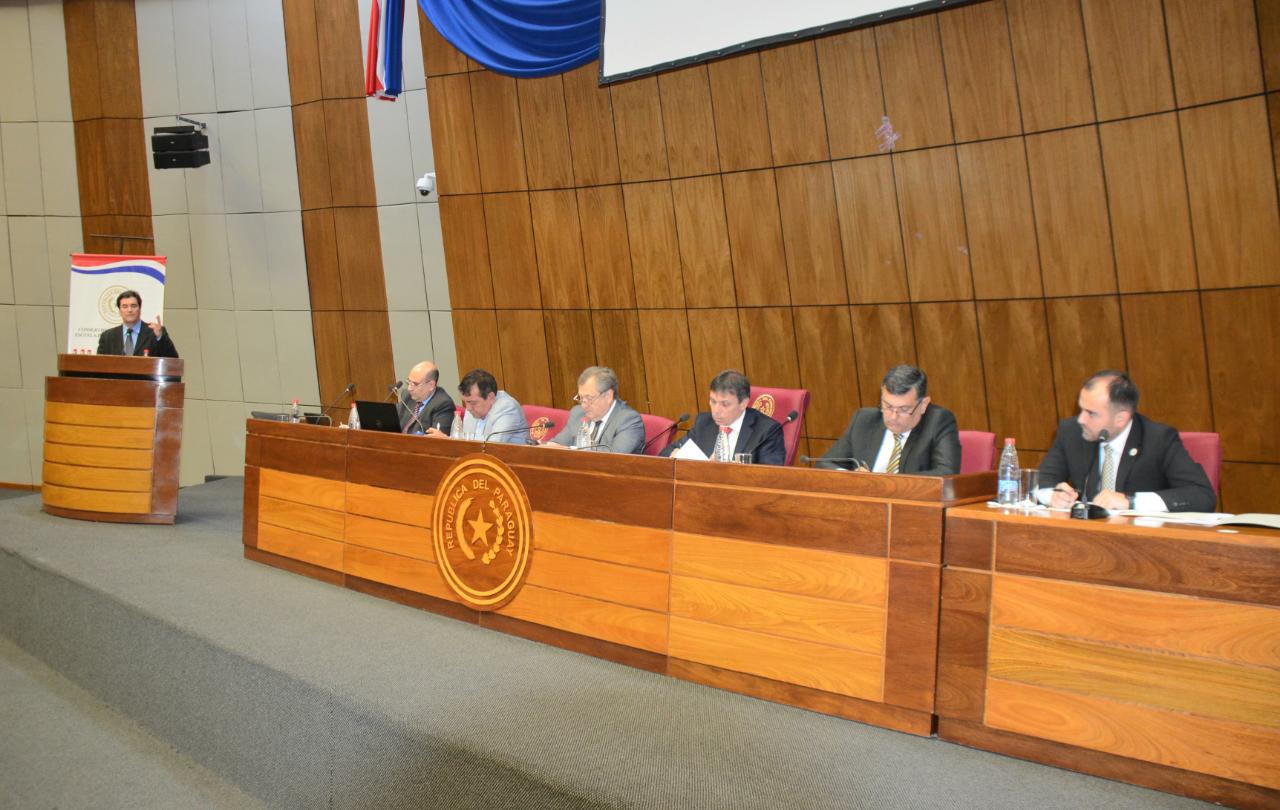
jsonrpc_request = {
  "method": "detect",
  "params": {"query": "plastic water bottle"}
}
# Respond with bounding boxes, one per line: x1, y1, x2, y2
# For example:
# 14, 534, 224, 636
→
289, 398, 301, 424
450, 416, 463, 439
574, 417, 590, 449
347, 403, 360, 430
997, 437, 1019, 505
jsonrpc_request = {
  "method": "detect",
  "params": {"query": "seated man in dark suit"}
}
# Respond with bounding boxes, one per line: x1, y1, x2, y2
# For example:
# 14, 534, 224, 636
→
660, 369, 785, 465
544, 365, 645, 454
818, 364, 959, 475
1040, 370, 1215, 513
395, 360, 455, 435
96, 290, 178, 358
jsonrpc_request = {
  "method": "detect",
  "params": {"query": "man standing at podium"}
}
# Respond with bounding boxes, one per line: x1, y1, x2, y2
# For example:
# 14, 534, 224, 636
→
96, 290, 178, 358
817, 365, 960, 475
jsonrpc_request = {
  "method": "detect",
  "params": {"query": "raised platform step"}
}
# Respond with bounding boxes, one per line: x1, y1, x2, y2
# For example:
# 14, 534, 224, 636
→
0, 482, 1208, 809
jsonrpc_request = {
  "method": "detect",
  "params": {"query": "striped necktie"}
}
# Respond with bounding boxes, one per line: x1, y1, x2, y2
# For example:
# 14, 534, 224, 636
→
886, 433, 904, 474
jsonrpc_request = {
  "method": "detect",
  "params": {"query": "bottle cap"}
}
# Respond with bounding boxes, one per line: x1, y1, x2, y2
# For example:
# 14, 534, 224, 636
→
1004, 437, 1015, 444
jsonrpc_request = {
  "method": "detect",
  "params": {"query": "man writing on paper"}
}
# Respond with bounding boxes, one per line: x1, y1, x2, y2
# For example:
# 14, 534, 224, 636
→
1039, 370, 1215, 513
543, 366, 644, 454
96, 290, 178, 358
396, 361, 455, 435
660, 369, 785, 465
425, 368, 527, 444
817, 364, 959, 475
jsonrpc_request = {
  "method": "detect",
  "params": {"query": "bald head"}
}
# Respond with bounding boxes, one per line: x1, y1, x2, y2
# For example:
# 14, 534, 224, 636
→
407, 361, 440, 402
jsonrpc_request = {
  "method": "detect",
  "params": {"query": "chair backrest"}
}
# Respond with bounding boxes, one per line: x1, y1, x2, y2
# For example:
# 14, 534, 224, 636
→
958, 430, 996, 474
1179, 431, 1222, 495
639, 413, 677, 456
521, 405, 570, 443
749, 386, 810, 466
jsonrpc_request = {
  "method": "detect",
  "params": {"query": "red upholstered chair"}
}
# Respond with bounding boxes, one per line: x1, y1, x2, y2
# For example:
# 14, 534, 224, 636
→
749, 386, 810, 466
1179, 431, 1222, 496
639, 413, 677, 456
521, 405, 570, 443
958, 430, 996, 474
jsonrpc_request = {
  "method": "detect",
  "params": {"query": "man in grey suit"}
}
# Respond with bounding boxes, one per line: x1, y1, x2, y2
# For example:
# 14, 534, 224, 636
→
544, 366, 645, 454
425, 368, 527, 444
817, 364, 960, 475
395, 360, 456, 435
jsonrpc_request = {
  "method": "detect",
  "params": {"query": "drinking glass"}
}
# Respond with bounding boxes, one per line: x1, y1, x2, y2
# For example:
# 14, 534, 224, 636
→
733, 453, 753, 464
1020, 468, 1039, 509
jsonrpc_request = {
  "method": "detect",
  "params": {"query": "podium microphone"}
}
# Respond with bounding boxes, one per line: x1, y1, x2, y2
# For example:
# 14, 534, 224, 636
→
480, 422, 553, 452
317, 383, 354, 425
782, 410, 799, 423
643, 413, 689, 453
387, 381, 404, 402
1071, 429, 1110, 520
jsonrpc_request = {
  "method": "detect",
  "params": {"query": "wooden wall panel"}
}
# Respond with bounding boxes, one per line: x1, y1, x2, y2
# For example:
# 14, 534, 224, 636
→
484, 193, 541, 308
577, 186, 636, 309
313, 0, 363, 98
831, 157, 908, 304
939, 0, 1021, 141
1099, 114, 1196, 293
913, 302, 988, 431
760, 42, 829, 165
593, 311, 649, 414
1024, 127, 1116, 297
671, 177, 736, 308
815, 28, 885, 159
1263, 0, 1280, 90
529, 190, 588, 308
324, 99, 376, 206
562, 64, 620, 186
793, 307, 857, 438
707, 53, 773, 172
517, 75, 574, 190
1045, 296, 1127, 421
658, 65, 720, 178
1164, 0, 1263, 107
1120, 293, 1213, 431
437, 195, 494, 308
417, 7, 468, 77
86, 0, 143, 116
1202, 288, 1280, 464
471, 71, 528, 193
292, 102, 333, 209
894, 147, 973, 302
611, 76, 669, 182
775, 164, 846, 306
310, 311, 350, 410
1221, 463, 1280, 515
875, 14, 953, 150
624, 182, 685, 308
333, 207, 388, 310
1179, 98, 1280, 289
851, 304, 917, 408
638, 310, 698, 420
495, 310, 552, 407
451, 310, 503, 382
1006, 0, 1095, 131
956, 138, 1041, 299
688, 310, 745, 396
301, 209, 342, 309
63, 0, 103, 120
722, 170, 790, 307
542, 310, 597, 407
427, 75, 482, 195
977, 300, 1057, 449
738, 309, 801, 389
1080, 0, 1174, 120
343, 312, 395, 402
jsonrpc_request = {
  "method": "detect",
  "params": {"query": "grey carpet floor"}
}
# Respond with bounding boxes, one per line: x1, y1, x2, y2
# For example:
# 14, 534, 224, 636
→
0, 480, 1213, 809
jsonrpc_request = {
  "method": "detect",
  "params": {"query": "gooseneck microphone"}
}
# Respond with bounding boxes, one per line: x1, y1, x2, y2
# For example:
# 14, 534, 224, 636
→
317, 383, 354, 425
643, 413, 690, 453
1071, 429, 1110, 520
783, 410, 799, 424
480, 422, 554, 452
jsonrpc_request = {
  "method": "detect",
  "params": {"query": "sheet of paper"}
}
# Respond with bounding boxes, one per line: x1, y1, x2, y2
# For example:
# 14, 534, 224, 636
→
672, 440, 709, 461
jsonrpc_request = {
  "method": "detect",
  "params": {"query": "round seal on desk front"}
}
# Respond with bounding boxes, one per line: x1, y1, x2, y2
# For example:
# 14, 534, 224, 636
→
431, 454, 533, 611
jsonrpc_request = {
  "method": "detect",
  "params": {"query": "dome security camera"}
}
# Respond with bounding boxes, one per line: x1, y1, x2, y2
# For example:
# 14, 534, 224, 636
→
416, 172, 436, 197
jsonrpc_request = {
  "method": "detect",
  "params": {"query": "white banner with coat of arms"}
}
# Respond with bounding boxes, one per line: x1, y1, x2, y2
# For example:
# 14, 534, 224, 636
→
67, 254, 167, 354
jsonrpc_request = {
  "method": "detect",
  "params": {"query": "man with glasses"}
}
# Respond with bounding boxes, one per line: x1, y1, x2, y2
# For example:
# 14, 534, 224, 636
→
544, 366, 645, 453
425, 368, 527, 444
396, 360, 455, 435
817, 364, 960, 475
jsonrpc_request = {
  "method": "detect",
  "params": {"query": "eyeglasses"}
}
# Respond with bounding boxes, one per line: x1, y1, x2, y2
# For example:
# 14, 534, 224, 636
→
880, 399, 923, 417
573, 392, 606, 406
406, 378, 429, 388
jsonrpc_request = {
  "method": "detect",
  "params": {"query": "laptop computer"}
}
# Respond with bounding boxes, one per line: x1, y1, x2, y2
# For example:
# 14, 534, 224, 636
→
354, 400, 402, 433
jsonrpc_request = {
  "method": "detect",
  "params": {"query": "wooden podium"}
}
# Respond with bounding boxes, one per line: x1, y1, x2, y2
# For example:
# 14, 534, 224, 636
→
42, 354, 185, 524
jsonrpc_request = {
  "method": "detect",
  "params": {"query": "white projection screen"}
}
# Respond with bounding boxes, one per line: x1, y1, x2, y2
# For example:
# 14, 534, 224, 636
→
600, 0, 976, 83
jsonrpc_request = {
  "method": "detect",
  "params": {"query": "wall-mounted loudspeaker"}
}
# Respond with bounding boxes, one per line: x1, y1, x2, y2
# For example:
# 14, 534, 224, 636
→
152, 125, 210, 169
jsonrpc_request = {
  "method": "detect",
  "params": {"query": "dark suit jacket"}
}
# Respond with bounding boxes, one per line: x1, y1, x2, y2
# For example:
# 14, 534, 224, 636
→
397, 388, 456, 435
1039, 414, 1216, 512
97, 323, 178, 358
817, 405, 960, 475
659, 408, 786, 465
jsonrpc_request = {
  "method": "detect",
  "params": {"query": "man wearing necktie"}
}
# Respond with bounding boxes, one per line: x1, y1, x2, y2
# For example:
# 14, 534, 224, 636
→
95, 290, 178, 358
1039, 371, 1215, 513
660, 369, 785, 465
395, 360, 456, 435
544, 366, 644, 454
